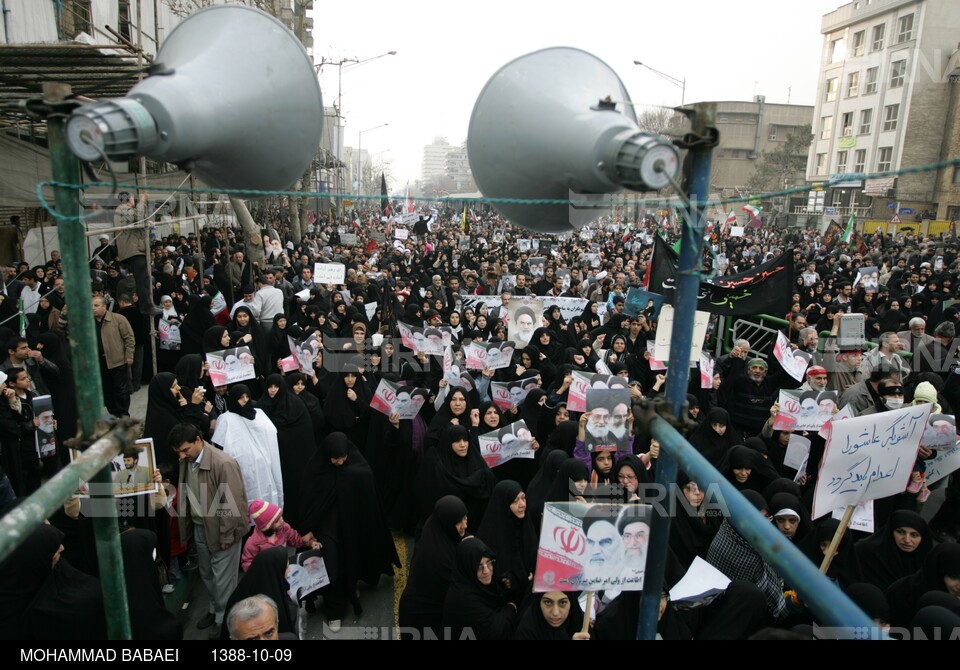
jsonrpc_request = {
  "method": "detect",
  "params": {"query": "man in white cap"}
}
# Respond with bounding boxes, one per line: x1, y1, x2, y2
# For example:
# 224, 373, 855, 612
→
93, 233, 116, 265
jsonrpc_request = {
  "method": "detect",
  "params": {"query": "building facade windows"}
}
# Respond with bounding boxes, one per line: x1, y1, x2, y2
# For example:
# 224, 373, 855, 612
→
896, 14, 914, 44
837, 150, 849, 173
859, 108, 873, 134
825, 77, 839, 102
872, 23, 885, 51
882, 104, 899, 131
890, 60, 906, 88
877, 146, 893, 172
852, 30, 865, 57
864, 66, 879, 94
847, 71, 860, 97
820, 116, 834, 140
854, 149, 867, 173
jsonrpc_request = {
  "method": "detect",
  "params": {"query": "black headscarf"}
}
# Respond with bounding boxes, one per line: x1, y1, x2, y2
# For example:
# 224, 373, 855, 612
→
258, 373, 309, 428
174, 353, 206, 396
854, 510, 932, 591
180, 295, 217, 355
120, 529, 182, 640
844, 582, 890, 624
202, 325, 230, 353
286, 373, 325, 438
475, 480, 537, 600
545, 419, 578, 457
0, 523, 65, 640
299, 433, 399, 589
416, 424, 496, 533
798, 518, 861, 588
886, 543, 960, 628
669, 471, 721, 570
227, 384, 257, 421
425, 388, 473, 452
441, 537, 517, 640
687, 408, 737, 466
143, 372, 183, 469
398, 495, 468, 636
526, 449, 568, 530
513, 591, 585, 640
0, 523, 107, 640
218, 546, 296, 640
543, 458, 590, 505
718, 445, 781, 495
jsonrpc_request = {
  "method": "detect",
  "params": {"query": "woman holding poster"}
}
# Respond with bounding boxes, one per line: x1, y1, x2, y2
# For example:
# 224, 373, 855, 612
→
416, 425, 496, 534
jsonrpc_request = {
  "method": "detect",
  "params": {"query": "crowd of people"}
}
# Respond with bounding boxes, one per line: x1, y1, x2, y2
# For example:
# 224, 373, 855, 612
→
1, 197, 959, 641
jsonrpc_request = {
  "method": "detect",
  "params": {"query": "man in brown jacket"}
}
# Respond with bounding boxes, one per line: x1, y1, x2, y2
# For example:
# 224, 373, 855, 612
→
114, 191, 162, 316
92, 295, 135, 417
169, 423, 249, 639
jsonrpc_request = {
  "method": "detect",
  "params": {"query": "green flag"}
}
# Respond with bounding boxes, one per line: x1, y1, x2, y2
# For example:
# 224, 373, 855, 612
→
842, 212, 856, 243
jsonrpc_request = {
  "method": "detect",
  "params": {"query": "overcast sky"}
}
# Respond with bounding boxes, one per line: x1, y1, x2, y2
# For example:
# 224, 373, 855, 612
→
309, 0, 845, 190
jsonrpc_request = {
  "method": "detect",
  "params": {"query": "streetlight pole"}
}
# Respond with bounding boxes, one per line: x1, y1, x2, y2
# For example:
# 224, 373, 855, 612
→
358, 123, 388, 197
317, 52, 396, 212
634, 60, 686, 106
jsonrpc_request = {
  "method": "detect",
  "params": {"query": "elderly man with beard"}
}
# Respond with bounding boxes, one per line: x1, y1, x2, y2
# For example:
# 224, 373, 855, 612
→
718, 358, 788, 442
798, 365, 829, 393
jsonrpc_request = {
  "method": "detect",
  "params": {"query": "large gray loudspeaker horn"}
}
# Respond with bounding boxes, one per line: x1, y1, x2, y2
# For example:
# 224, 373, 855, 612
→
468, 47, 680, 234
65, 5, 323, 191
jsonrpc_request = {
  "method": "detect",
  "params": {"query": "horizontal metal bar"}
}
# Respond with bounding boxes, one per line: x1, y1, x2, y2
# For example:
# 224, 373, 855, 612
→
0, 420, 142, 565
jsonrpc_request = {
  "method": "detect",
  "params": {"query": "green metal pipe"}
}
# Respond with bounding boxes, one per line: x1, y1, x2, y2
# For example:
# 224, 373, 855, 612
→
0, 422, 141, 563
45, 87, 132, 640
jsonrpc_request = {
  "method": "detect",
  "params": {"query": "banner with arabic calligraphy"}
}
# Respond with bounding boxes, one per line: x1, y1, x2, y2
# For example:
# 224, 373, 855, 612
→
812, 403, 931, 519
534, 502, 652, 592
648, 236, 794, 316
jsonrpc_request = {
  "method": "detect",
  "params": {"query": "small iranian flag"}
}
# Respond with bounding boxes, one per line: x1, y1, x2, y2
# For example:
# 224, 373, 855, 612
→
721, 211, 737, 235
842, 211, 856, 243
742, 204, 762, 221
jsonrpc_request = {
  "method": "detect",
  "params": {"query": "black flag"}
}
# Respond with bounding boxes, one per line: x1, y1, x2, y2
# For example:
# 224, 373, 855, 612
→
646, 235, 794, 316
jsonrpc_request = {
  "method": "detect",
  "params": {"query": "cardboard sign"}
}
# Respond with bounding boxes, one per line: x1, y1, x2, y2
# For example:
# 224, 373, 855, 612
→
774, 389, 840, 432
774, 331, 809, 382
314, 262, 346, 285
478, 420, 535, 468
464, 341, 516, 370
831, 500, 874, 534
370, 378, 428, 420
567, 371, 628, 414
534, 502, 652, 592
924, 447, 960, 486
157, 318, 181, 351
286, 549, 330, 603
206, 346, 256, 386
71, 437, 159, 499
490, 379, 540, 412
653, 305, 710, 363
812, 403, 932, 518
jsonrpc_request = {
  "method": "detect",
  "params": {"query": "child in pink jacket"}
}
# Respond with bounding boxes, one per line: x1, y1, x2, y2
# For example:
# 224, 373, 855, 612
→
242, 500, 321, 571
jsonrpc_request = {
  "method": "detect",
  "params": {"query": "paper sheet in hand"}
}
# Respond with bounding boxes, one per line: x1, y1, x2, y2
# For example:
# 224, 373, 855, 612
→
669, 556, 731, 605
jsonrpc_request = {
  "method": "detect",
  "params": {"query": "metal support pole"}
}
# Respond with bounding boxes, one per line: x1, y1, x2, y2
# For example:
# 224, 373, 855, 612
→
637, 103, 716, 639
646, 415, 874, 630
0, 422, 143, 563
44, 82, 132, 640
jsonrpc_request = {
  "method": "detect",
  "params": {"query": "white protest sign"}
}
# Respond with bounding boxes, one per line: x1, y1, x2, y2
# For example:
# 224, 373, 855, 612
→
365, 301, 378, 321
394, 228, 409, 240
812, 403, 932, 519
478, 420, 535, 468
370, 378, 428, 420
923, 447, 960, 486
206, 347, 257, 386
838, 313, 866, 350
730, 226, 745, 237
654, 305, 709, 363
294, 288, 311, 302
669, 556, 731, 605
314, 263, 346, 285
774, 331, 808, 382
831, 500, 874, 534
783, 434, 811, 471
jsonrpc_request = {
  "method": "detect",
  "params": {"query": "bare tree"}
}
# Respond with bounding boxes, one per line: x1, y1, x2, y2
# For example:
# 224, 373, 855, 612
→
635, 107, 684, 135
746, 124, 813, 195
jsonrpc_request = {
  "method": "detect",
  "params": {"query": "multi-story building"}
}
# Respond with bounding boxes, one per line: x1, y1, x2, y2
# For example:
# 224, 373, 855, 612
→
421, 137, 454, 183
806, 0, 957, 222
